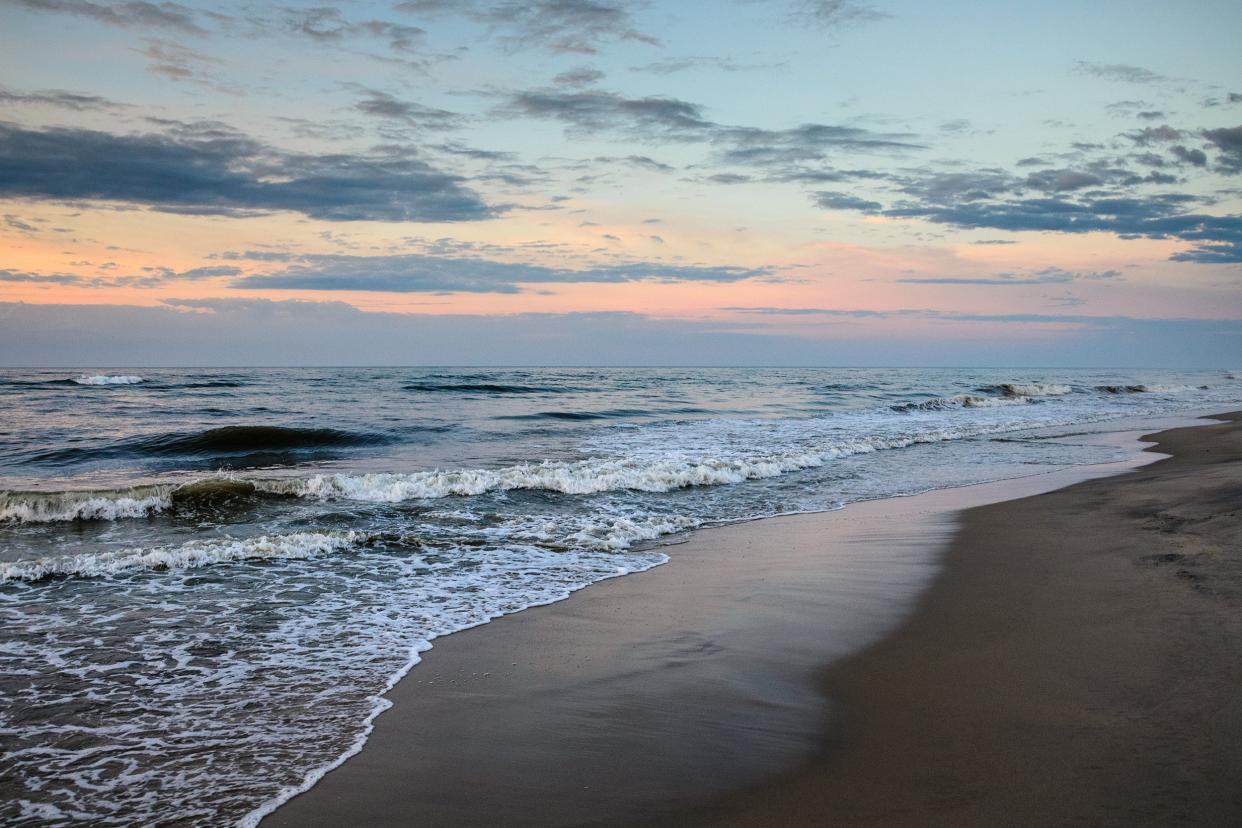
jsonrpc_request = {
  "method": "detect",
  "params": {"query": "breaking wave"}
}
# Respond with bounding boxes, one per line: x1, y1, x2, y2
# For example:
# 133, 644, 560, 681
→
891, 394, 1029, 412
0, 531, 368, 584
991, 383, 1073, 397
73, 375, 144, 385
0, 487, 172, 524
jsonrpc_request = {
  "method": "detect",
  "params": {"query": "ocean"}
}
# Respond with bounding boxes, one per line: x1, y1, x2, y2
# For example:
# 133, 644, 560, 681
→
1, 366, 1238, 825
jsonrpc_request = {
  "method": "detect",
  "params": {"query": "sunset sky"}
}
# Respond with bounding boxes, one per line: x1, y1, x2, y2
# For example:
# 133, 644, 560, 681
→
1, 0, 1239, 365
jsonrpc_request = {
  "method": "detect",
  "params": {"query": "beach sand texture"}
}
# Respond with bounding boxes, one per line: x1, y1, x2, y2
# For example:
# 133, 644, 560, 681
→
265, 414, 1242, 827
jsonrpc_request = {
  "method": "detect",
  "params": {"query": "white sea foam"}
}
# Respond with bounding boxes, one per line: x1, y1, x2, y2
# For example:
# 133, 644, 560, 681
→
0, 531, 365, 583
73, 375, 144, 385
0, 489, 172, 524
998, 382, 1073, 397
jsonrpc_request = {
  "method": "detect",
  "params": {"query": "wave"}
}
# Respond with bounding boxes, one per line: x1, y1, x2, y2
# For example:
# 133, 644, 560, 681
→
403, 382, 572, 394
0, 487, 172, 523
0, 531, 368, 584
73, 375, 144, 385
499, 408, 650, 422
891, 394, 1028, 412
257, 419, 1028, 503
138, 425, 385, 455
973, 382, 1073, 397
1093, 384, 1195, 394
0, 478, 270, 524
179, 380, 247, 389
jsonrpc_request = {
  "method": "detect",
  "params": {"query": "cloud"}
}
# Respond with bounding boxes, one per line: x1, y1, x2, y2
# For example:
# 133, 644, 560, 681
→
553, 66, 605, 87
800, 121, 1242, 264
594, 154, 675, 172
396, 0, 658, 54
0, 85, 124, 111
895, 267, 1121, 286
498, 87, 923, 171
792, 0, 887, 28
1126, 124, 1187, 145
6, 0, 205, 34
1203, 125, 1242, 173
132, 38, 220, 82
230, 252, 776, 293
813, 191, 882, 211
281, 8, 425, 52
500, 89, 715, 138
0, 122, 493, 222
878, 195, 1242, 263
1170, 145, 1207, 167
352, 89, 464, 130
0, 268, 91, 285
629, 56, 781, 75
1074, 61, 1169, 84
0, 264, 243, 288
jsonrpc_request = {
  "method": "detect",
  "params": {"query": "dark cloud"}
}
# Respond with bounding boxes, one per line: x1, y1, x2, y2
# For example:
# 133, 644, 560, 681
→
230, 252, 775, 293
879, 195, 1242, 263
6, 0, 205, 34
0, 86, 124, 111
0, 122, 493, 222
353, 89, 464, 130
1170, 145, 1207, 167
396, 0, 658, 54
813, 191, 882, 211
501, 89, 715, 138
0, 268, 90, 285
1203, 125, 1242, 173
1074, 61, 1168, 85
1022, 168, 1104, 192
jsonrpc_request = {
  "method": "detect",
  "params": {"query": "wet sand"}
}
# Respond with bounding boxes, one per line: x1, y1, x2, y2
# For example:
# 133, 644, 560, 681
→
264, 414, 1242, 826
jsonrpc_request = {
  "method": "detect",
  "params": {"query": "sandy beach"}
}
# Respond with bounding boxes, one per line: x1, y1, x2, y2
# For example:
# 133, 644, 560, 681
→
262, 412, 1242, 826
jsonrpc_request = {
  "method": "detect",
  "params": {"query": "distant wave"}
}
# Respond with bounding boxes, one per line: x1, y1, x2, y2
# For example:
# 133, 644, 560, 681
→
179, 380, 247, 389
138, 425, 385, 455
891, 394, 1029, 412
0, 531, 368, 584
26, 425, 391, 466
73, 375, 144, 385
403, 382, 574, 394
499, 408, 650, 421
972, 382, 1073, 397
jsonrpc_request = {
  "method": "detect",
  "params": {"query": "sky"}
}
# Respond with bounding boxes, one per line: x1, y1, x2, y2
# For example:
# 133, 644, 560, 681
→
0, 0, 1240, 366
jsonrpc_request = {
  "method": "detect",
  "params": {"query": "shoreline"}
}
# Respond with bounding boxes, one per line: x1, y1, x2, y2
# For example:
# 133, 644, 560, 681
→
261, 413, 1232, 826
670, 411, 1242, 826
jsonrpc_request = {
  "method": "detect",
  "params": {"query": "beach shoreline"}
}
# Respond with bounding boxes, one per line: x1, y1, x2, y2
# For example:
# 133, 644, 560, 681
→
263, 412, 1240, 826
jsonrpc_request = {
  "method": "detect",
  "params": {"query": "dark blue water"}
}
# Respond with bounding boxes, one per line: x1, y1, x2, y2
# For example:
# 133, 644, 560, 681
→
0, 367, 1238, 826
